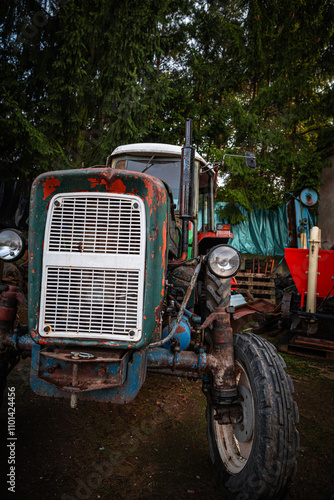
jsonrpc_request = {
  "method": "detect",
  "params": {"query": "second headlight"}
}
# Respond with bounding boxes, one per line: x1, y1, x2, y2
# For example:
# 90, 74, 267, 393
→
207, 244, 241, 278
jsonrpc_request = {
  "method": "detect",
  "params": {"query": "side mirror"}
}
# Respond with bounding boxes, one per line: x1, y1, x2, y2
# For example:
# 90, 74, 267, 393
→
245, 151, 256, 170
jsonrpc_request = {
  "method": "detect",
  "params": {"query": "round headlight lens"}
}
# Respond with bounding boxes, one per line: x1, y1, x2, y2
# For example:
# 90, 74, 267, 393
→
207, 245, 241, 278
0, 229, 26, 262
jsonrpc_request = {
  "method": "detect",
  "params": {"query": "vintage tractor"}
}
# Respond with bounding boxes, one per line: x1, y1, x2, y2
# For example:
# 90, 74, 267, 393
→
0, 119, 298, 499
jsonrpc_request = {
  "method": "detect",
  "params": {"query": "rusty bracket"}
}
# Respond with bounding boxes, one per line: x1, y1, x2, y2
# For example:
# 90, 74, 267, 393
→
201, 306, 238, 404
37, 348, 130, 394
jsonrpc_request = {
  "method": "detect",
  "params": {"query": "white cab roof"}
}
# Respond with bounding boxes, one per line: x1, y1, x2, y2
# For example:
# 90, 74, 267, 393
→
111, 143, 207, 166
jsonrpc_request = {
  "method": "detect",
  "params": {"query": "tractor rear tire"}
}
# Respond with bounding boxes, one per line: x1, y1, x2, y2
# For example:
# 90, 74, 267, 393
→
206, 331, 299, 500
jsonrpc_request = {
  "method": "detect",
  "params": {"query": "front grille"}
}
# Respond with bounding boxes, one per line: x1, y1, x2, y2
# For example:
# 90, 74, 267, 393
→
44, 268, 140, 336
48, 196, 141, 254
39, 193, 145, 341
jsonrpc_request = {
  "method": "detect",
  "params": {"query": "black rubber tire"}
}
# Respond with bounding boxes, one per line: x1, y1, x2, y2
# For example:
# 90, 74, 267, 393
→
207, 332, 299, 500
205, 270, 231, 314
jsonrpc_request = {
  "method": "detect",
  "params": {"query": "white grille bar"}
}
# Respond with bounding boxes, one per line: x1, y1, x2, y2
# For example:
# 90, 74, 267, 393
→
39, 193, 146, 341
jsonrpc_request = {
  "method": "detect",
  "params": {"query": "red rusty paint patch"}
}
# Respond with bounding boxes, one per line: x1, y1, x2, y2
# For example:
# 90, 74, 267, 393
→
87, 177, 102, 188
143, 178, 154, 207
88, 176, 127, 194
161, 219, 167, 269
109, 178, 126, 193
42, 177, 60, 200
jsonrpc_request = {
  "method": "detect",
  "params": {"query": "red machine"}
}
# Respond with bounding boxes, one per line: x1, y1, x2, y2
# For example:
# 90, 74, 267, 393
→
285, 248, 334, 308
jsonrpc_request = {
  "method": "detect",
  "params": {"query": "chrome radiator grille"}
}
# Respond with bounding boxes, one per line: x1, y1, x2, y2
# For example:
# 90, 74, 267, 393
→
39, 193, 146, 341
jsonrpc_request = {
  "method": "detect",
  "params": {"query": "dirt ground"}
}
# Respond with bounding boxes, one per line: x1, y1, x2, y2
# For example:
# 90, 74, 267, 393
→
1, 338, 334, 500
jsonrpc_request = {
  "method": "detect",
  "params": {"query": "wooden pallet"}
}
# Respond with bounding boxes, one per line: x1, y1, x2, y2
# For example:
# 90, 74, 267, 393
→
235, 272, 276, 303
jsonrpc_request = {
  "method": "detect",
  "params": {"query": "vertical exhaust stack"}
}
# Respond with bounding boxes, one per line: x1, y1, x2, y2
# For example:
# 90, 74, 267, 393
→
179, 118, 196, 260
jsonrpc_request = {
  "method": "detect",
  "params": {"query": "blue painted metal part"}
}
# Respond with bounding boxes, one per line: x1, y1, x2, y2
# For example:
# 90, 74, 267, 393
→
2, 332, 33, 352
161, 315, 191, 350
15, 333, 33, 351
30, 343, 148, 404
300, 188, 318, 207
294, 198, 313, 249
183, 308, 201, 324
147, 347, 207, 372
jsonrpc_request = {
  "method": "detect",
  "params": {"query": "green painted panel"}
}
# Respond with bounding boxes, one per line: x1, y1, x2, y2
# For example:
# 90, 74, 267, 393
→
28, 168, 169, 349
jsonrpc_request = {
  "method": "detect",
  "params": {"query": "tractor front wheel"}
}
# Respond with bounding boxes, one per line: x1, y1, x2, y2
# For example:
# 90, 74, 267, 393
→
206, 332, 299, 500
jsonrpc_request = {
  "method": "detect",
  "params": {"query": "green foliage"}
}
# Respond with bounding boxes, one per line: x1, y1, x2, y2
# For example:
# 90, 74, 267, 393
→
0, 0, 187, 175
194, 0, 334, 221
0, 0, 333, 210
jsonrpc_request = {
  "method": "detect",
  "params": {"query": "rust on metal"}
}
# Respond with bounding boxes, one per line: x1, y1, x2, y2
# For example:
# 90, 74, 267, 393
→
0, 285, 21, 339
38, 348, 128, 392
42, 176, 60, 200
202, 307, 237, 399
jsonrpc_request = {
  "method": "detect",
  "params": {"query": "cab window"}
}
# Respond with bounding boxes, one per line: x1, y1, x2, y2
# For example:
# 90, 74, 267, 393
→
115, 158, 181, 209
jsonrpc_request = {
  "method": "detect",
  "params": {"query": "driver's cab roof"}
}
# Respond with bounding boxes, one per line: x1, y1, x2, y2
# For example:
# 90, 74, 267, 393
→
110, 143, 208, 166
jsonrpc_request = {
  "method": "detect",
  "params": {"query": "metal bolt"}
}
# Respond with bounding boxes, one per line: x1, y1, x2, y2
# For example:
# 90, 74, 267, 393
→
97, 368, 107, 377
47, 363, 60, 374
133, 202, 139, 209
129, 330, 135, 337
54, 200, 60, 207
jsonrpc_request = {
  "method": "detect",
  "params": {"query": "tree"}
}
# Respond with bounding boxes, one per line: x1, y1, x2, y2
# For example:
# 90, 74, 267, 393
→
185, 0, 334, 220
0, 0, 189, 178
147, 0, 334, 220
1, 0, 333, 211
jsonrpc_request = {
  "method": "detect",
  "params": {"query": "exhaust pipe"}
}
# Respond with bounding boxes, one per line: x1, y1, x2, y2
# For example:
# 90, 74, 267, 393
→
178, 118, 196, 261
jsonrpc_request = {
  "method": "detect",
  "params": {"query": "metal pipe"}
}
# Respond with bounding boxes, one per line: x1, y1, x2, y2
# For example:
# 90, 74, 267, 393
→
70, 363, 79, 409
147, 347, 207, 371
148, 346, 236, 379
2, 333, 33, 351
147, 368, 203, 379
306, 226, 321, 313
172, 118, 196, 264
169, 295, 201, 324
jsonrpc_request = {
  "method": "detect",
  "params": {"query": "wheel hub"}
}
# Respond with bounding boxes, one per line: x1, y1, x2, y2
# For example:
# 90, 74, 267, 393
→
233, 384, 254, 442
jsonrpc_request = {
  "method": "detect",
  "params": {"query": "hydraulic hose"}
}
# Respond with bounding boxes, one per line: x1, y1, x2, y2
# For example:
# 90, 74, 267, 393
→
149, 259, 202, 348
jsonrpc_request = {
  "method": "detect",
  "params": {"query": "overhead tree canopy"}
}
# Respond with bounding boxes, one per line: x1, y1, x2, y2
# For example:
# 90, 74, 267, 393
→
0, 0, 189, 178
1, 0, 333, 219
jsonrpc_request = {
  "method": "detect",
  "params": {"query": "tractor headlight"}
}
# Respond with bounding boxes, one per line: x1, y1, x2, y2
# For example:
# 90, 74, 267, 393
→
207, 245, 241, 278
0, 229, 27, 262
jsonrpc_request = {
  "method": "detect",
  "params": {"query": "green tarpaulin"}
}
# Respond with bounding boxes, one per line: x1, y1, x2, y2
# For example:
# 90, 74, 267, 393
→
215, 203, 290, 256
